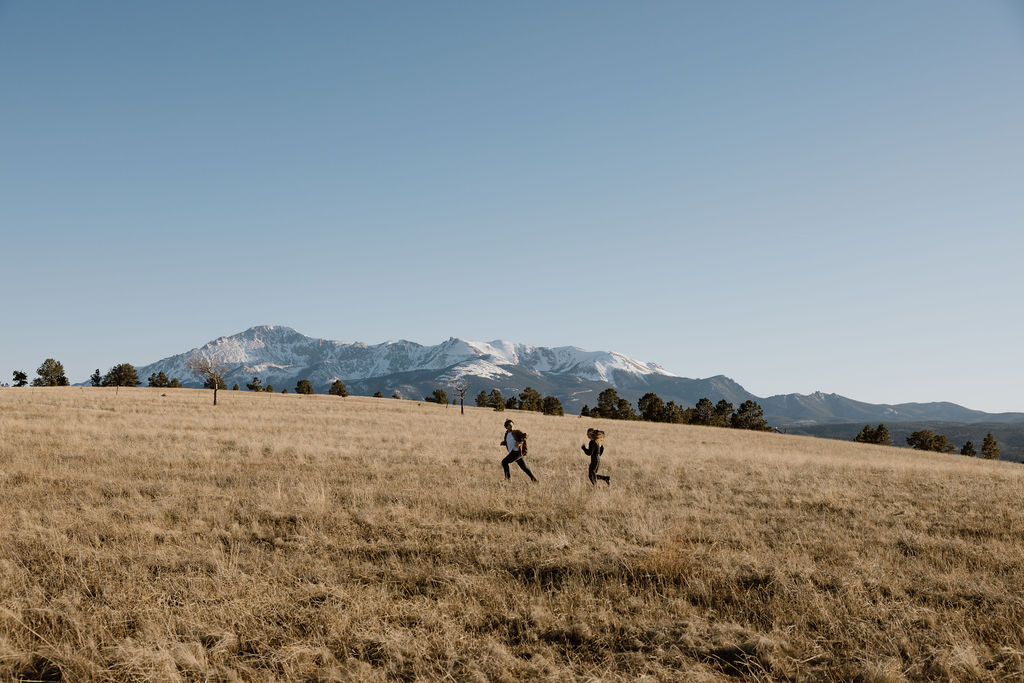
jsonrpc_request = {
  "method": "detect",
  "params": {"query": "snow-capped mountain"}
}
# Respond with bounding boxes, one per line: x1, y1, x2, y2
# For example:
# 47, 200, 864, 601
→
129, 325, 1024, 428
134, 325, 677, 401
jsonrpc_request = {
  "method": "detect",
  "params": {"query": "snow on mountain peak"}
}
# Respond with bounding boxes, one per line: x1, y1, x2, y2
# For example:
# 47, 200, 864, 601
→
135, 327, 678, 391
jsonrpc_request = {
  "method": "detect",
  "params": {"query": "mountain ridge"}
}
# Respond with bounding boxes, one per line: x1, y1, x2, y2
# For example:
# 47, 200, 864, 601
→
121, 325, 1024, 427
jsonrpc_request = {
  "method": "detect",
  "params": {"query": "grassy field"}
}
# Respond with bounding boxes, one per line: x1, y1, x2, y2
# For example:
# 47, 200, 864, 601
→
1, 387, 1023, 681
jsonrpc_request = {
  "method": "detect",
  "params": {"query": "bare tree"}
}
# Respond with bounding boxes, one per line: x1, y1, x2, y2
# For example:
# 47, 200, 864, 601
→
187, 354, 228, 405
449, 380, 470, 415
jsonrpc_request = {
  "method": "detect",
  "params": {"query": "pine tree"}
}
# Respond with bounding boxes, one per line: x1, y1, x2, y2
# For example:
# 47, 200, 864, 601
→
691, 398, 715, 426
329, 380, 349, 397
874, 424, 892, 446
856, 424, 892, 445
541, 395, 564, 416
580, 405, 590, 417
232, 384, 239, 391
518, 387, 543, 412
102, 364, 140, 387
906, 430, 955, 453
475, 391, 490, 407
981, 433, 1000, 460
246, 377, 263, 392
489, 389, 505, 411
730, 400, 770, 431
12, 370, 28, 387
89, 369, 102, 387
372, 390, 383, 398
614, 397, 637, 420
713, 400, 734, 427
169, 378, 182, 388
906, 430, 936, 451
638, 392, 666, 422
595, 388, 621, 419
148, 371, 170, 388
296, 379, 314, 395
662, 401, 687, 423
32, 358, 68, 386
855, 425, 877, 443
960, 441, 976, 457
425, 388, 447, 404
265, 384, 273, 393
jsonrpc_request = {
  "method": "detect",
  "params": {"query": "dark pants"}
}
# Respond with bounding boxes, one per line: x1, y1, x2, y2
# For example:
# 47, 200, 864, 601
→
589, 455, 610, 485
502, 450, 537, 481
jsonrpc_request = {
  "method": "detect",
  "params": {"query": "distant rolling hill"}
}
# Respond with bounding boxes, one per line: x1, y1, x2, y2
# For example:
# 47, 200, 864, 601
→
787, 422, 1024, 463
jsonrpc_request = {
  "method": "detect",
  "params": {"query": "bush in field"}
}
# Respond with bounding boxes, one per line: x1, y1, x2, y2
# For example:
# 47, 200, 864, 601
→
329, 380, 349, 397
295, 379, 314, 395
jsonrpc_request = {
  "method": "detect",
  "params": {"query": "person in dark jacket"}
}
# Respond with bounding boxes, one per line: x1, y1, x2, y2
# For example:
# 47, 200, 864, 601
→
501, 419, 537, 482
582, 428, 610, 485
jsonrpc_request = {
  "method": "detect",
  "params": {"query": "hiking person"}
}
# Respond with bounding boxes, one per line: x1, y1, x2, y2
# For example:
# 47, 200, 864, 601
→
500, 419, 537, 482
582, 428, 610, 485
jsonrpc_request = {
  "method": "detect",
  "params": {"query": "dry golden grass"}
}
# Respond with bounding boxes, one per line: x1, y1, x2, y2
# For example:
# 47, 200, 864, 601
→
1, 387, 1023, 681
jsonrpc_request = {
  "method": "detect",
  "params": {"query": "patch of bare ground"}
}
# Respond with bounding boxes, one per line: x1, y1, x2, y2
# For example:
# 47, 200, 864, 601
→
1, 386, 1023, 680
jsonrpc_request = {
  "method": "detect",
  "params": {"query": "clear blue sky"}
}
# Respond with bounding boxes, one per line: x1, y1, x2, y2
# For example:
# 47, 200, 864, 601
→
2, 1, 1022, 412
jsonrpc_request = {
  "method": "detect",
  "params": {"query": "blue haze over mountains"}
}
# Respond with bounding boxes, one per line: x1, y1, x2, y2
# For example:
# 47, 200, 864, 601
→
130, 326, 1024, 432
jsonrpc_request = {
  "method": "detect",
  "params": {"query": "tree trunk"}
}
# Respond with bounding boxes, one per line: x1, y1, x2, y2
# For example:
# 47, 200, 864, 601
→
213, 385, 218, 406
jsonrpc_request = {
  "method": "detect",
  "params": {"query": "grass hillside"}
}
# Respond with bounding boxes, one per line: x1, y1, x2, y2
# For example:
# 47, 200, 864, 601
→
2, 387, 1023, 681
788, 422, 1024, 463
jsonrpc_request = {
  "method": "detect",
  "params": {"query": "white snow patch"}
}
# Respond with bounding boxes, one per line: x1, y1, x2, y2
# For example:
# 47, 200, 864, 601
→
443, 360, 513, 381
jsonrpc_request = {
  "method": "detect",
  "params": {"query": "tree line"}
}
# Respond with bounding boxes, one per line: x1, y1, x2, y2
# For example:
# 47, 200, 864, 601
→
9, 359, 354, 397
584, 388, 771, 431
472, 385, 770, 431
6, 360, 1007, 461
473, 387, 565, 416
855, 423, 1001, 460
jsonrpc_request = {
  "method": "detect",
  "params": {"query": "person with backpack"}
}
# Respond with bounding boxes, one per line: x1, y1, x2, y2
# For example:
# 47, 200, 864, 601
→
582, 428, 610, 485
500, 419, 538, 482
